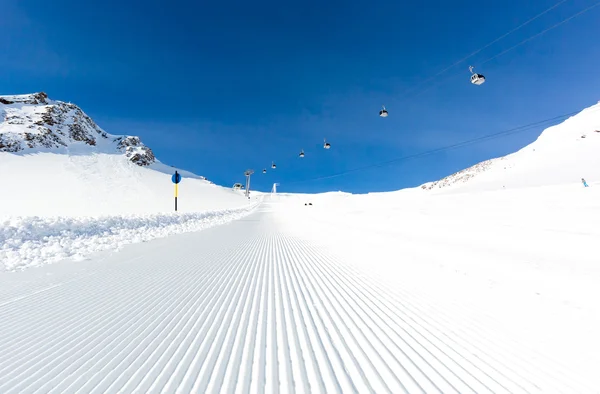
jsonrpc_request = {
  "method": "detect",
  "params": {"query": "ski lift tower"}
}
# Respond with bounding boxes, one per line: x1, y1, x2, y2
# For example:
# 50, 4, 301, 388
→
270, 183, 280, 201
244, 169, 254, 199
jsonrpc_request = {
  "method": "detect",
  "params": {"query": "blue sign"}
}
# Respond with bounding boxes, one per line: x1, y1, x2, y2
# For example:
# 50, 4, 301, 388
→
172, 172, 182, 184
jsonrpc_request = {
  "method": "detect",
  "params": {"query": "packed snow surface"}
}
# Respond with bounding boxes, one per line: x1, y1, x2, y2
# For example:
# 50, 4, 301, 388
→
0, 193, 598, 393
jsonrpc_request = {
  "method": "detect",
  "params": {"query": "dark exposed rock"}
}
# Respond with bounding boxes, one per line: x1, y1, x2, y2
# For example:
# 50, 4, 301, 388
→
115, 136, 156, 166
0, 135, 22, 152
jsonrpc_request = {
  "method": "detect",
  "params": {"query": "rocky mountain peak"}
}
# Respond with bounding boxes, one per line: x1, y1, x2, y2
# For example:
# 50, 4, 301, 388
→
0, 92, 156, 166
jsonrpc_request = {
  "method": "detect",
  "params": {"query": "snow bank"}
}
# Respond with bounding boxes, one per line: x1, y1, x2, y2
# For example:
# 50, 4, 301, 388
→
0, 152, 254, 217
0, 204, 258, 271
420, 103, 600, 192
0, 152, 260, 270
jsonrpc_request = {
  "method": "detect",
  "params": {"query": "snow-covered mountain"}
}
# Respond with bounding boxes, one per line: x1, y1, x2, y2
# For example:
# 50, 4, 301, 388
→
421, 101, 600, 192
0, 92, 253, 218
0, 92, 156, 166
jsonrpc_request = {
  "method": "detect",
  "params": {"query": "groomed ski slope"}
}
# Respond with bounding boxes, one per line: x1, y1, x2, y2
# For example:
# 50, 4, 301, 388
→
1, 199, 598, 394
0, 152, 260, 271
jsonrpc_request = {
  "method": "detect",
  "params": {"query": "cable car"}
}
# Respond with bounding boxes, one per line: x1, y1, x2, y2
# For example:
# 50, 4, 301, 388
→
379, 105, 388, 117
299, 150, 305, 158
262, 168, 267, 173
323, 139, 331, 149
469, 65, 485, 85
271, 162, 276, 169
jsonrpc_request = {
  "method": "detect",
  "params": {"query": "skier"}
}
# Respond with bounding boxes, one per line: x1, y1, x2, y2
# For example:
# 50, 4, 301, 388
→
582, 178, 589, 187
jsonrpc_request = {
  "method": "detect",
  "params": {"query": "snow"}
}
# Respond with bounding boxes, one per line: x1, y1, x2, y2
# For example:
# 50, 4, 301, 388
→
0, 93, 260, 270
0, 195, 598, 392
1, 97, 600, 390
1, 92, 156, 165
0, 152, 253, 217
0, 152, 259, 271
270, 181, 600, 391
0, 206, 258, 271
421, 103, 600, 192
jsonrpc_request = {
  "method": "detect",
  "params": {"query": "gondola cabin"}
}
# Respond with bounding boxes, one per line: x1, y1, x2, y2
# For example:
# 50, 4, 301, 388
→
470, 73, 485, 85
469, 65, 485, 85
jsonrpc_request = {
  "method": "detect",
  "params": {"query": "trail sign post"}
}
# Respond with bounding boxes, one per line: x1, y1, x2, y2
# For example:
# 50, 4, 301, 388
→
172, 171, 182, 211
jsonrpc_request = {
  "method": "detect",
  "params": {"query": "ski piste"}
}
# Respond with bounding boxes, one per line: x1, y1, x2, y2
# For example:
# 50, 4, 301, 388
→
0, 201, 597, 393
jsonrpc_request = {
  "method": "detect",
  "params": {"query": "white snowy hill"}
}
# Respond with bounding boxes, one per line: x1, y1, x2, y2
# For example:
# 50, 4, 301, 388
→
0, 92, 251, 217
420, 102, 600, 192
0, 93, 257, 270
0, 92, 156, 166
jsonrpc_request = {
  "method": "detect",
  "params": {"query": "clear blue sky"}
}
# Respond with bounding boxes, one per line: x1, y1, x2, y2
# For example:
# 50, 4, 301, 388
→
2, 0, 599, 193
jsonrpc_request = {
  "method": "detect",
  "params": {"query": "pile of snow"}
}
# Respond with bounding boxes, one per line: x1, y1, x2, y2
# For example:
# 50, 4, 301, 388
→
0, 93, 259, 270
0, 205, 257, 271
421, 103, 600, 192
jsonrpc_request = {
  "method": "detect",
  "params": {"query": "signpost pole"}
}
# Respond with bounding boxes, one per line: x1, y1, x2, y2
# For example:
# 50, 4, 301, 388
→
172, 171, 181, 212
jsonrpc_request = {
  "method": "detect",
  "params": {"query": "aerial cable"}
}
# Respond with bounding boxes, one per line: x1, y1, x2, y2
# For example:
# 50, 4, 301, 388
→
478, 0, 600, 67
285, 108, 599, 185
400, 0, 600, 101
401, 0, 572, 96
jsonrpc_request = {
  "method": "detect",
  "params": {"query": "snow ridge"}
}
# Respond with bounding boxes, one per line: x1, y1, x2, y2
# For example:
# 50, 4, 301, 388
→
0, 203, 259, 271
421, 103, 600, 191
421, 158, 504, 190
0, 92, 155, 166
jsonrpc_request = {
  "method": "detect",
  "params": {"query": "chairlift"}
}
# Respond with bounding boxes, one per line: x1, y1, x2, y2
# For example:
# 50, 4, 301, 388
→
379, 105, 388, 117
263, 168, 267, 173
299, 150, 305, 158
323, 139, 331, 149
271, 162, 276, 169
469, 65, 485, 85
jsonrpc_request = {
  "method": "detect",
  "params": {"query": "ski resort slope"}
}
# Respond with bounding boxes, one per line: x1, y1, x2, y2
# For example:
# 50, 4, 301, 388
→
0, 152, 250, 218
1, 98, 599, 391
1, 92, 260, 271
0, 91, 255, 218
0, 152, 259, 271
421, 103, 600, 193
0, 192, 599, 393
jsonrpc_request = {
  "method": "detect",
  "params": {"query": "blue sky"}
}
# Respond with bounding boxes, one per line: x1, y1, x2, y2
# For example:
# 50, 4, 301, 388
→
2, 0, 600, 193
